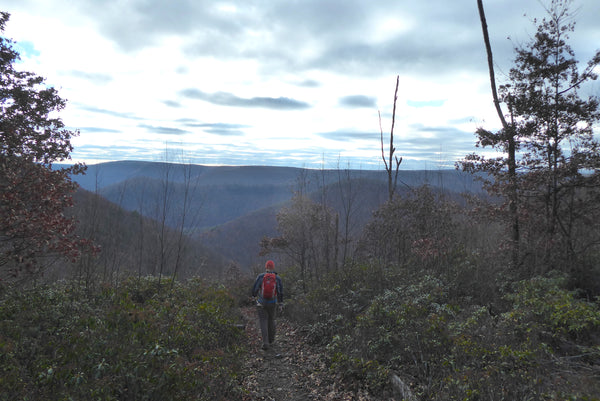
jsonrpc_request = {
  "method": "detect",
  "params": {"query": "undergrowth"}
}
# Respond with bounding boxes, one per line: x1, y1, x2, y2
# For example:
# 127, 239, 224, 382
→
0, 277, 246, 401
288, 264, 600, 400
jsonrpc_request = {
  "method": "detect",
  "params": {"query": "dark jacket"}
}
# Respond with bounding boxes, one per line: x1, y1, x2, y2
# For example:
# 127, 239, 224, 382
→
252, 272, 283, 304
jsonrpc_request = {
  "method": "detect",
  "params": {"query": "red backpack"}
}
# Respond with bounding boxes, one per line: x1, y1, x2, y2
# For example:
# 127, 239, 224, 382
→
261, 273, 277, 300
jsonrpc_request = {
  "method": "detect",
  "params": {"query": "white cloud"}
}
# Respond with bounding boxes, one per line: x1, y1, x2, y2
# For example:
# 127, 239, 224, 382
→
2, 0, 599, 169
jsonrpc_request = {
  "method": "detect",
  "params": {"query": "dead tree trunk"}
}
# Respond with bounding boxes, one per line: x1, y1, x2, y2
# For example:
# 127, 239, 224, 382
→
380, 75, 403, 202
477, 0, 519, 266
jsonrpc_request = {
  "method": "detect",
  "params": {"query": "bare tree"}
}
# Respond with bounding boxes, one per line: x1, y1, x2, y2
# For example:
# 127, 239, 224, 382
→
150, 145, 204, 290
260, 191, 337, 293
169, 151, 203, 288
316, 158, 338, 272
379, 75, 403, 202
155, 157, 173, 288
336, 158, 363, 265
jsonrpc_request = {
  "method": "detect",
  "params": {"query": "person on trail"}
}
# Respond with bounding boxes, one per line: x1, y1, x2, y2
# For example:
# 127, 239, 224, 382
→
252, 260, 283, 350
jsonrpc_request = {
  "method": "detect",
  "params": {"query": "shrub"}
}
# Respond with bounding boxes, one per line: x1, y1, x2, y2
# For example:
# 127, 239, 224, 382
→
290, 260, 600, 400
436, 272, 600, 400
0, 277, 246, 400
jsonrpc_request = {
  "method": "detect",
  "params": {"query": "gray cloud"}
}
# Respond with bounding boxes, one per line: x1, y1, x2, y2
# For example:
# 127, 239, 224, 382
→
176, 121, 249, 136
77, 105, 143, 120
179, 88, 310, 110
73, 0, 249, 52
65, 0, 600, 83
17, 0, 599, 170
339, 95, 377, 108
138, 124, 188, 135
163, 100, 182, 108
76, 126, 122, 134
296, 79, 321, 88
402, 124, 476, 155
72, 144, 159, 162
181, 122, 250, 129
204, 128, 246, 136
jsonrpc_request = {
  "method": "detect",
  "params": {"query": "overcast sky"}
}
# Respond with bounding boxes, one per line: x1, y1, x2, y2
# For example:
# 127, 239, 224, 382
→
3, 0, 600, 169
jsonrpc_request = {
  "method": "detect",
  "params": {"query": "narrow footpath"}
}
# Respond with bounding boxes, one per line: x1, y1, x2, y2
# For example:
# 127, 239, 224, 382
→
239, 306, 379, 401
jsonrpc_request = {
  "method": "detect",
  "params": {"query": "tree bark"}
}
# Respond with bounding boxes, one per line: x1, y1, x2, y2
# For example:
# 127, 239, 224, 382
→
477, 0, 519, 266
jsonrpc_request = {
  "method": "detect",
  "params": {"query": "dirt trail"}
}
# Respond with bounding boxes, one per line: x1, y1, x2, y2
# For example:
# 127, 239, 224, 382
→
240, 305, 371, 401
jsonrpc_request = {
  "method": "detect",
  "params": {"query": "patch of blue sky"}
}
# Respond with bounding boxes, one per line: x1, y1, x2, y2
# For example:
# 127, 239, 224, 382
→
14, 41, 40, 61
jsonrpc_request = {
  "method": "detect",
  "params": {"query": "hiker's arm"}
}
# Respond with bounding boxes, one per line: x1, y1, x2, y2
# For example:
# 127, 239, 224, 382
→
277, 276, 283, 303
251, 274, 263, 297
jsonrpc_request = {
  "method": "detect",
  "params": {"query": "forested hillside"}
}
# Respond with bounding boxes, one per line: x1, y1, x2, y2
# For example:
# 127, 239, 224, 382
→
71, 161, 482, 228
61, 188, 227, 283
68, 161, 482, 270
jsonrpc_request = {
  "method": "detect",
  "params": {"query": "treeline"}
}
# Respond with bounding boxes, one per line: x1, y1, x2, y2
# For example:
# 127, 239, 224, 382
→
60, 189, 227, 286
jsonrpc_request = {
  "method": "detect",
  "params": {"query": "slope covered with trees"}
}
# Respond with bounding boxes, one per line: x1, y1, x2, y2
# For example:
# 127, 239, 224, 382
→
64, 188, 227, 284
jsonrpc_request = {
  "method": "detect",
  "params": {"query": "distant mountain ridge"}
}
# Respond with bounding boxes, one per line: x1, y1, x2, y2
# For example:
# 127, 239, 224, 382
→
70, 161, 307, 191
69, 161, 482, 193
64, 161, 484, 270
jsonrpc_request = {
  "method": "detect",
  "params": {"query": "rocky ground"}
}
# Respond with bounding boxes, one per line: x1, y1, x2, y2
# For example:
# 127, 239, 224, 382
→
240, 306, 386, 401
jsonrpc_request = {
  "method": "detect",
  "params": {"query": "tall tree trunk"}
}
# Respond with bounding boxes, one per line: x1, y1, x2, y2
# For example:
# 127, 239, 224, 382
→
477, 0, 519, 266
380, 75, 402, 202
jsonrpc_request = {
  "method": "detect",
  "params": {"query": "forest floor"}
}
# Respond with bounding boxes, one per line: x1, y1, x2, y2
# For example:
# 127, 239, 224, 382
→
239, 305, 384, 401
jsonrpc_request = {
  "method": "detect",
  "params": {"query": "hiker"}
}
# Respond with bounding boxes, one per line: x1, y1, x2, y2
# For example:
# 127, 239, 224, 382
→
252, 260, 283, 350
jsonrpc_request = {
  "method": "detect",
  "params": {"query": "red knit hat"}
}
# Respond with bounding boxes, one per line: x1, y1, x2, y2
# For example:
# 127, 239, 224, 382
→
265, 260, 275, 270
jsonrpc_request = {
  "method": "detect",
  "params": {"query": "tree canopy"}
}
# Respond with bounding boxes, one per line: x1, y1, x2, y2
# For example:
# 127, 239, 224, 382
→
0, 12, 86, 280
460, 0, 600, 280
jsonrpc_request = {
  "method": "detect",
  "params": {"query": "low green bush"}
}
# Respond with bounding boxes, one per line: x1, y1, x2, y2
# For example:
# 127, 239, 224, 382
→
290, 262, 600, 400
0, 277, 246, 401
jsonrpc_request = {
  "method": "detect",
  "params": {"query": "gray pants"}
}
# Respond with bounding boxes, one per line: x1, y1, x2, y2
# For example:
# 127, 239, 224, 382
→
257, 303, 277, 346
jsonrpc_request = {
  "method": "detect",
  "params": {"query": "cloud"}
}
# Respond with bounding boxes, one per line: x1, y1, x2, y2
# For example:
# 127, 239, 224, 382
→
138, 124, 188, 135
317, 130, 378, 141
203, 128, 246, 136
71, 144, 159, 162
296, 79, 321, 88
402, 124, 476, 155
178, 121, 250, 136
179, 88, 310, 110
180, 121, 250, 129
77, 105, 143, 120
59, 0, 592, 83
339, 95, 377, 108
13, 0, 600, 171
163, 100, 182, 108
448, 116, 478, 125
76, 126, 122, 134
70, 0, 487, 79
67, 70, 113, 84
